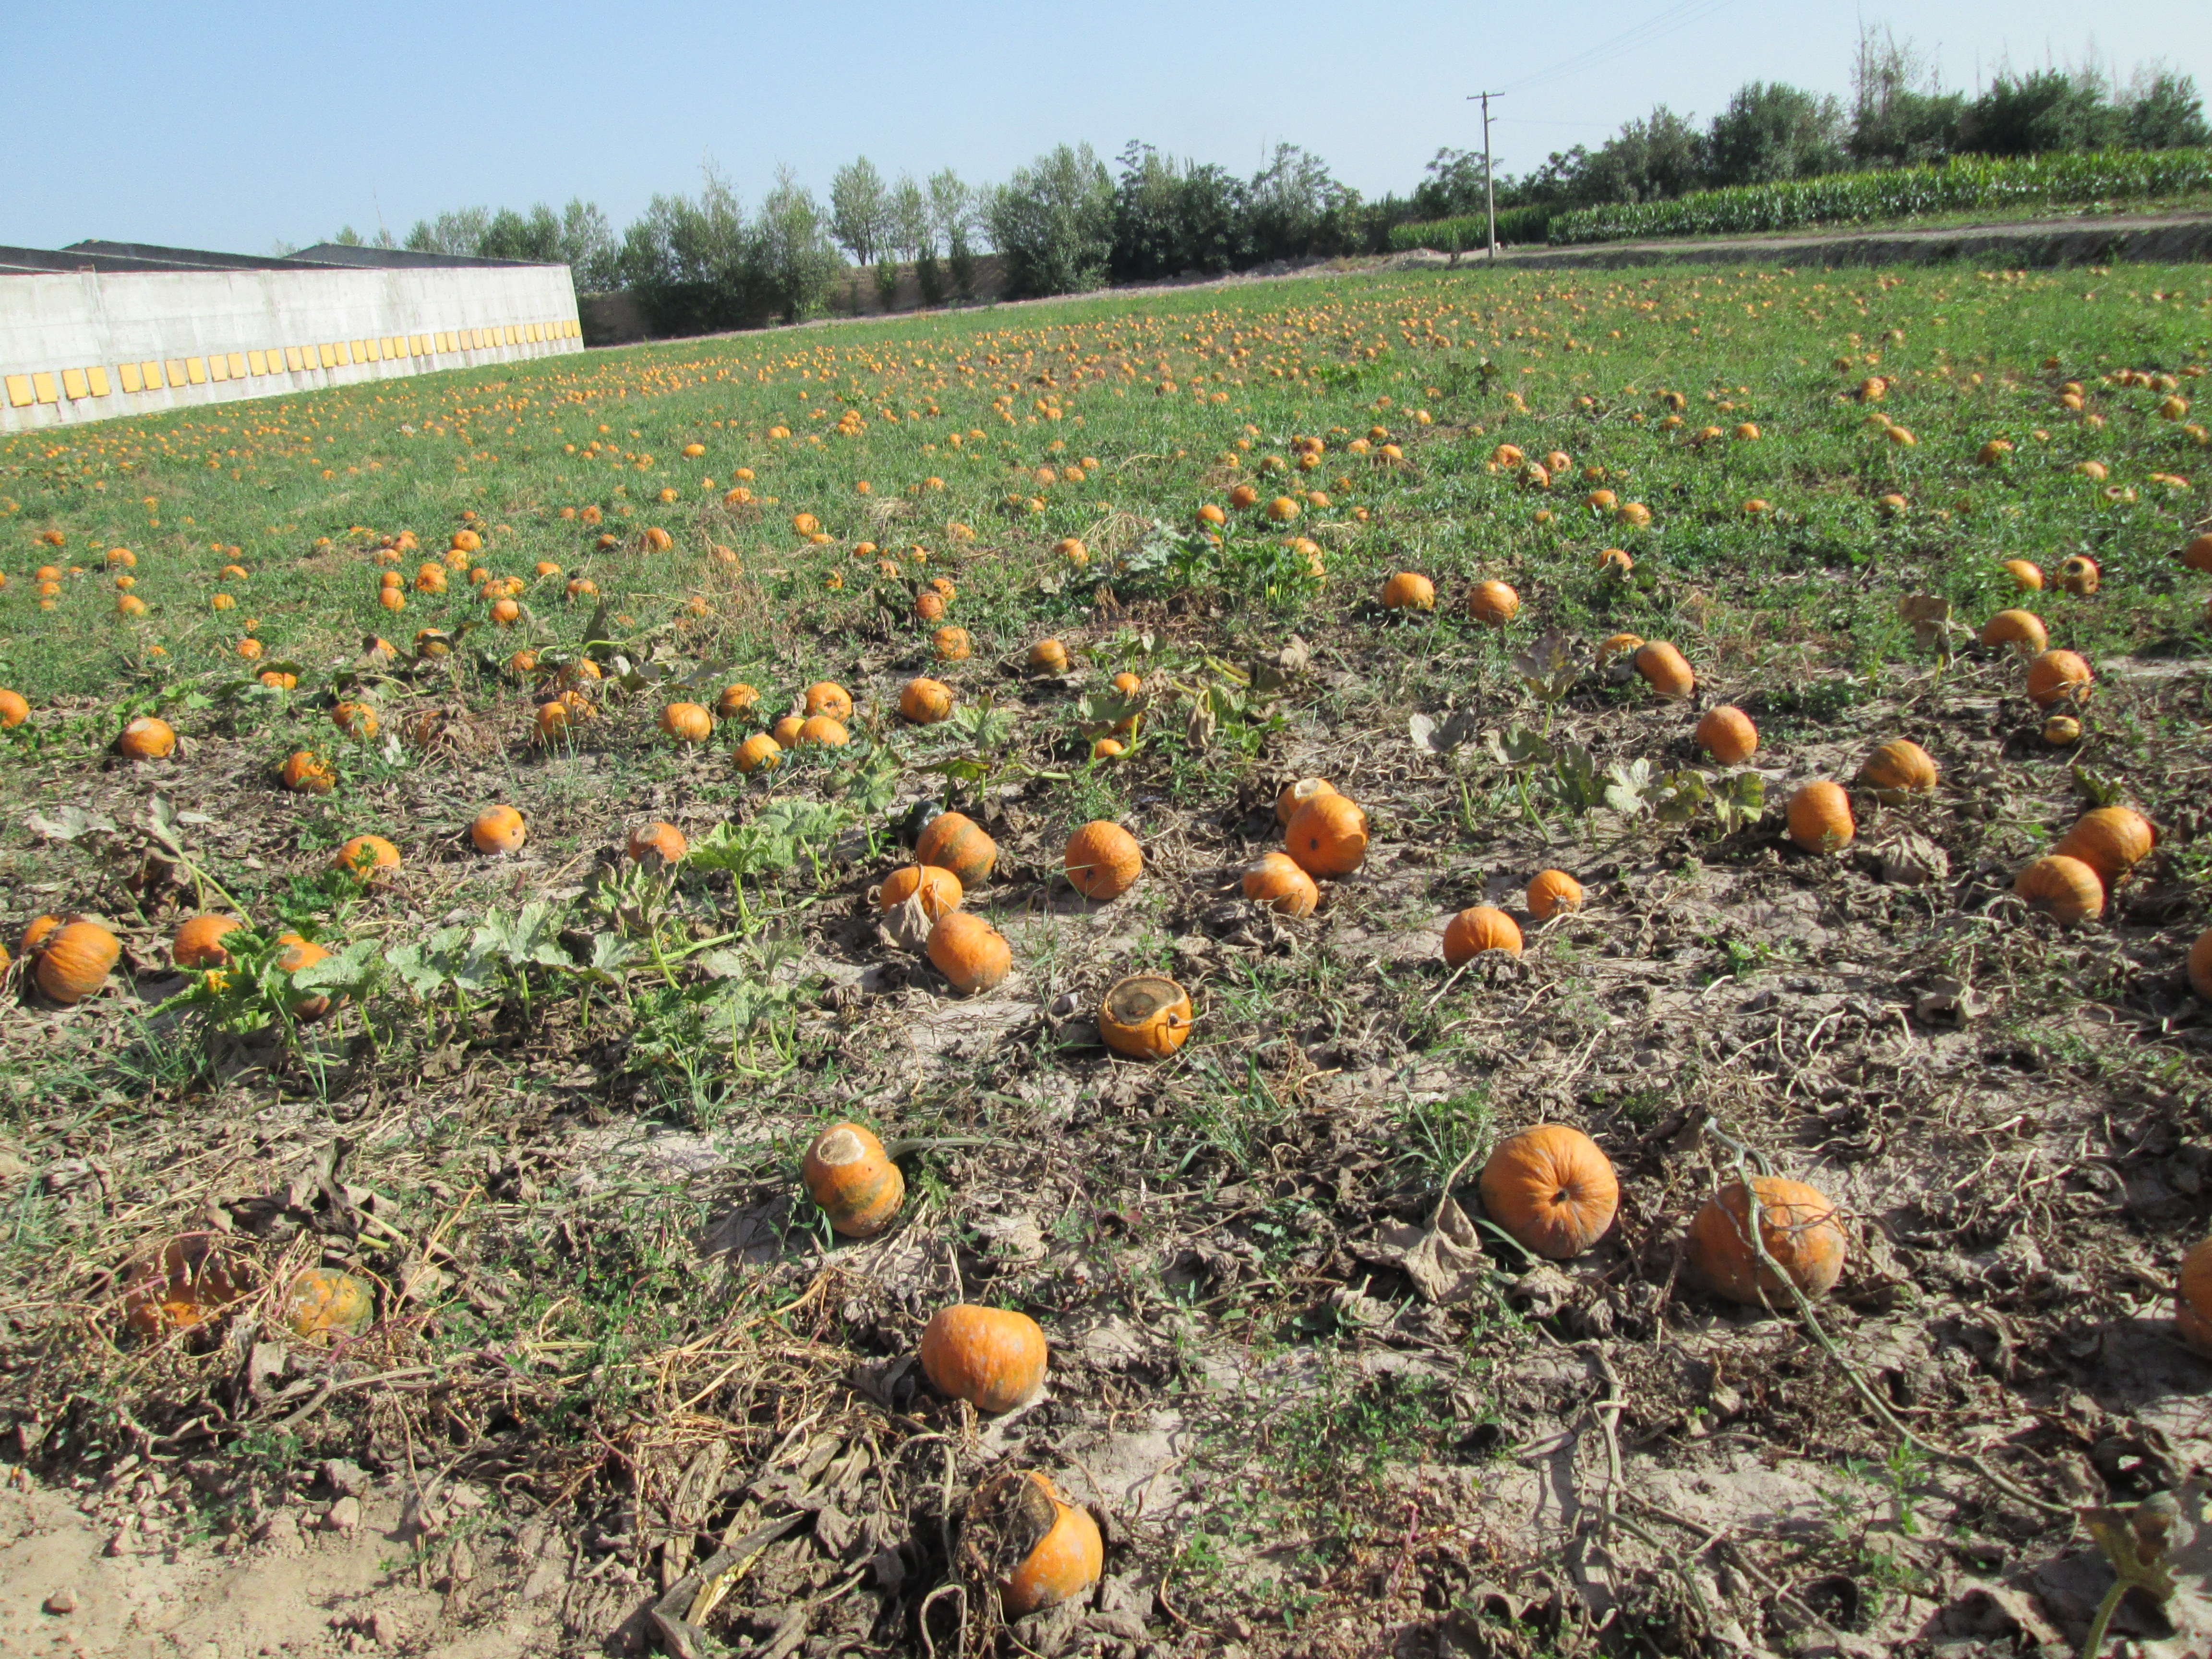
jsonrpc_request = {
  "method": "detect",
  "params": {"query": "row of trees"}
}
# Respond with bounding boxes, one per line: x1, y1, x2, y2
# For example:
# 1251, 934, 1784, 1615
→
350, 35, 2206, 332
1415, 40, 2211, 219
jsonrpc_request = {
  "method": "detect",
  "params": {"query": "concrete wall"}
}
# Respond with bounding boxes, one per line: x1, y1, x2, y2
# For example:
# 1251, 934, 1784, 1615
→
0, 262, 582, 433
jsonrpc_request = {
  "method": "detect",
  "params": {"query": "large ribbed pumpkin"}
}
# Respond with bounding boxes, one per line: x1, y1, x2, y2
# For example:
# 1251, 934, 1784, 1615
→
1064, 822, 1142, 901
1785, 781, 1854, 854
35, 919, 120, 1004
2052, 806, 2156, 889
1285, 794, 1367, 878
1479, 1126, 1618, 1260
927, 911, 1010, 994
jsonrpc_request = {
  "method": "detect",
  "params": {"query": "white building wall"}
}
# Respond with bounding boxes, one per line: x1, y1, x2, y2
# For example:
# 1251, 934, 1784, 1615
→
0, 263, 584, 432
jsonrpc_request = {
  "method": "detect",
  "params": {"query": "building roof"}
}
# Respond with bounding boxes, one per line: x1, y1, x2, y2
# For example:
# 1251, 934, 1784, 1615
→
0, 240, 560, 276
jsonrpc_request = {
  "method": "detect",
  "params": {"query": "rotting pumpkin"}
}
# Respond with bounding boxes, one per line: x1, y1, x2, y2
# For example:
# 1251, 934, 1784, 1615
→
802, 1122, 905, 1238
1098, 974, 1193, 1060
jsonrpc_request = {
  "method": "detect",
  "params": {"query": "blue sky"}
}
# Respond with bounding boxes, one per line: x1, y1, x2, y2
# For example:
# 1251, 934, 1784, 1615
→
9, 0, 2208, 254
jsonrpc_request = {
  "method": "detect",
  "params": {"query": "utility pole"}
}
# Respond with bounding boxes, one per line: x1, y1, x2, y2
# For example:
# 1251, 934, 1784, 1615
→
1466, 92, 1503, 258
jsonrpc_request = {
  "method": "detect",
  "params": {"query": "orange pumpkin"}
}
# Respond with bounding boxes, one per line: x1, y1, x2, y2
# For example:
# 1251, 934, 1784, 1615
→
1380, 572, 1436, 611
900, 676, 955, 724
802, 1123, 905, 1238
914, 589, 947, 622
1633, 641, 1695, 700
920, 1304, 1048, 1413
172, 914, 241, 968
470, 805, 527, 854
1242, 852, 1318, 917
927, 911, 1010, 994
331, 701, 378, 740
916, 812, 998, 888
2001, 559, 2043, 591
1785, 781, 1854, 853
933, 626, 972, 661
1064, 821, 1142, 902
880, 864, 963, 920
660, 702, 713, 744
734, 733, 782, 773
333, 834, 400, 880
2177, 1237, 2212, 1356
796, 715, 850, 747
1981, 609, 2048, 653
274, 933, 334, 1021
2025, 649, 2092, 707
118, 716, 176, 760
1275, 777, 1336, 826
1443, 905, 1522, 966
35, 920, 120, 1003
804, 682, 854, 720
628, 822, 687, 865
1686, 1178, 1846, 1305
1479, 1126, 1618, 1259
279, 751, 335, 794
2059, 554, 2099, 596
994, 1472, 1105, 1618
1098, 974, 1192, 1059
2014, 854, 2104, 925
716, 682, 759, 719
1695, 706, 1758, 766
2053, 806, 2156, 887
1526, 870, 1583, 921
19, 915, 61, 957
0, 688, 31, 728
1468, 580, 1520, 626
1028, 639, 1070, 674
1285, 793, 1367, 878
1859, 739, 1938, 801
771, 714, 806, 746
283, 1268, 374, 1342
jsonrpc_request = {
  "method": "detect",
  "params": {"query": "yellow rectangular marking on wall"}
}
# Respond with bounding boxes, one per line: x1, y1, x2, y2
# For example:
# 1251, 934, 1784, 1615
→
60, 368, 89, 399
165, 361, 188, 387
474, 328, 489, 348
247, 351, 264, 375
503, 325, 517, 345
206, 356, 228, 383
341, 340, 358, 363
118, 362, 143, 393
228, 352, 246, 377
4, 375, 30, 407
87, 367, 110, 397
359, 339, 376, 362
406, 334, 422, 354
33, 373, 59, 403
186, 358, 208, 384
314, 343, 333, 368
283, 346, 302, 372
141, 360, 161, 387
431, 331, 446, 351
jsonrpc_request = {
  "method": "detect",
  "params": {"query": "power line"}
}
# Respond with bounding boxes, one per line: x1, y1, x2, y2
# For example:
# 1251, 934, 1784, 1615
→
1495, 0, 1745, 96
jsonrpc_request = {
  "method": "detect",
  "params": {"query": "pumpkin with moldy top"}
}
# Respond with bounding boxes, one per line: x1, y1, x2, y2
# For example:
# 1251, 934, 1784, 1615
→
470, 805, 527, 854
627, 822, 687, 865
987, 1471, 1105, 1618
919, 1303, 1047, 1413
802, 1123, 905, 1238
1275, 777, 1335, 826
118, 716, 176, 760
1479, 1126, 1618, 1260
1098, 974, 1193, 1059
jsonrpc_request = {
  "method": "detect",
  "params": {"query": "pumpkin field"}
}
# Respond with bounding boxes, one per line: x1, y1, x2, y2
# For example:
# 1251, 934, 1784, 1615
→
4, 259, 2212, 1657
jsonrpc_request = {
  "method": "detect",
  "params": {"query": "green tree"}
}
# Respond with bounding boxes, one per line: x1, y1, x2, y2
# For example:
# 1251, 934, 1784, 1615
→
1960, 67, 2125, 156
928, 169, 979, 300
987, 143, 1115, 298
2126, 71, 2211, 149
1848, 26, 1966, 166
1705, 82, 1847, 186
828, 157, 890, 265
755, 165, 844, 324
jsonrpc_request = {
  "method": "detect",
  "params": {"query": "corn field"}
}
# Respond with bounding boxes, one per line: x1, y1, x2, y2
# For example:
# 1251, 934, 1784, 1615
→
1547, 148, 2212, 244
